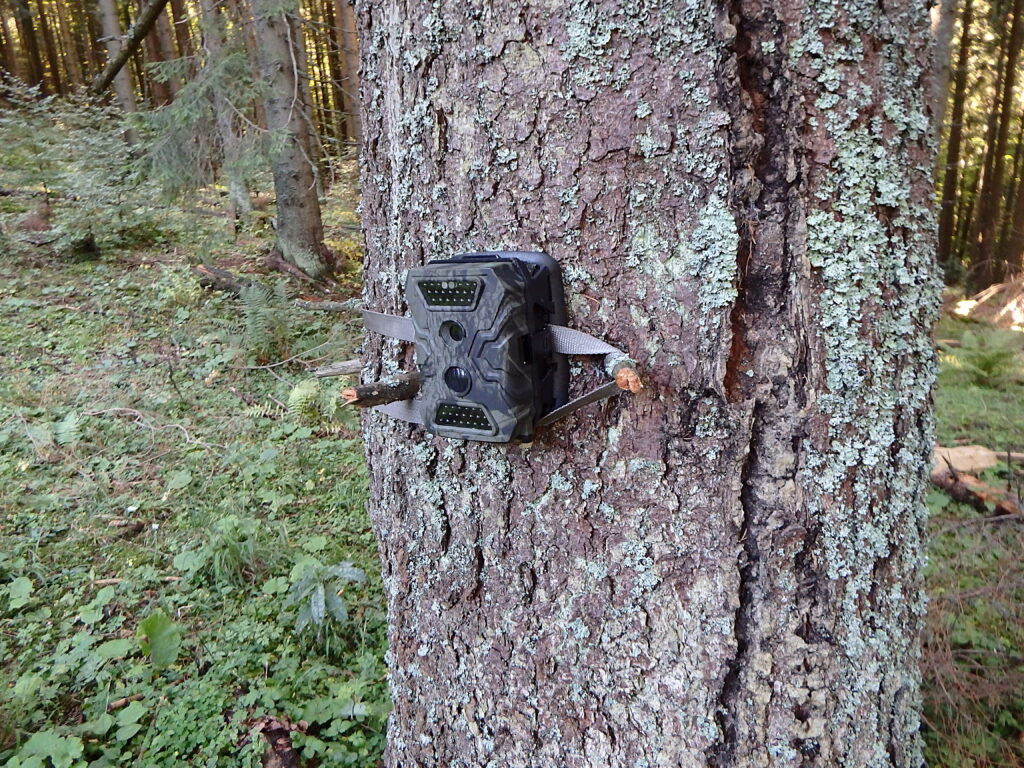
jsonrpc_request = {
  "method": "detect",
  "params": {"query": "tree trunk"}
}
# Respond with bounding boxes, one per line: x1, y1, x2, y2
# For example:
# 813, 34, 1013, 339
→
931, 0, 958, 141
11, 0, 47, 91
292, 11, 324, 194
167, 0, 192, 60
0, 10, 20, 79
35, 0, 64, 93
95, 0, 136, 115
89, 0, 170, 101
152, 5, 180, 95
251, 0, 334, 279
322, 0, 347, 143
996, 118, 1024, 260
357, 1, 938, 766
227, 0, 265, 128
335, 0, 358, 142
971, 0, 1024, 288
82, 0, 102, 79
198, 0, 251, 221
53, 0, 85, 87
937, 0, 973, 274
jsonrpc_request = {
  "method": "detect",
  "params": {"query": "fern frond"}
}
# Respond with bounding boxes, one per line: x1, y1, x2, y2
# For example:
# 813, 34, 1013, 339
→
54, 412, 81, 447
287, 379, 321, 420
246, 402, 285, 420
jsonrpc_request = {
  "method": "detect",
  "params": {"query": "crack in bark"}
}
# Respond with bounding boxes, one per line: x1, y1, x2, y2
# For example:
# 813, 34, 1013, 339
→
708, 401, 764, 768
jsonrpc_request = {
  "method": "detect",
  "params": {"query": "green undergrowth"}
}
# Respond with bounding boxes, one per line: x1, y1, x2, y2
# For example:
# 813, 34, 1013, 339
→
0, 230, 387, 766
934, 315, 1024, 448
923, 317, 1024, 767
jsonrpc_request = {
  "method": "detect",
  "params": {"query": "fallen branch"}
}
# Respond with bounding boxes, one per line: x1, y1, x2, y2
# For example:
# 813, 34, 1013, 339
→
92, 573, 180, 585
930, 464, 1021, 516
342, 372, 421, 408
192, 264, 253, 296
313, 359, 362, 378
107, 694, 144, 712
265, 250, 322, 286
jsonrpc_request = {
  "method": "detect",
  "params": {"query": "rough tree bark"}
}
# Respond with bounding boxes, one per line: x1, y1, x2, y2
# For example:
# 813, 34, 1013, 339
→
358, 1, 938, 766
251, 0, 335, 279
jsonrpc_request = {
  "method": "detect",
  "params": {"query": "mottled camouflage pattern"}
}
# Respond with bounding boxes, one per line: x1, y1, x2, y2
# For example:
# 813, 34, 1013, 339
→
407, 255, 558, 442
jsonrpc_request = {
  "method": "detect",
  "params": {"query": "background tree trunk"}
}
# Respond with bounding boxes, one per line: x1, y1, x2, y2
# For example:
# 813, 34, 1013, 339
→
141, 6, 172, 105
198, 0, 251, 221
0, 7, 20, 78
931, 0, 958, 140
11, 0, 46, 91
971, 0, 1024, 287
251, 0, 334, 278
34, 0, 63, 93
53, 0, 85, 87
335, 0, 358, 142
167, 0, 192, 60
358, 1, 938, 766
937, 0, 973, 274
95, 0, 138, 116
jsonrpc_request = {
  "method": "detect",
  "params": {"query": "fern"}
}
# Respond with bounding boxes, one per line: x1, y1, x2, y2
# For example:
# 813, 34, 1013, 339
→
957, 331, 1022, 388
246, 402, 285, 420
53, 412, 81, 447
238, 280, 290, 360
287, 379, 321, 420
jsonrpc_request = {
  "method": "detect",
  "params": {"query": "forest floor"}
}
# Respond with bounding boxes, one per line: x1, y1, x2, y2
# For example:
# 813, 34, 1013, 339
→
0, 189, 392, 767
0, 189, 1022, 766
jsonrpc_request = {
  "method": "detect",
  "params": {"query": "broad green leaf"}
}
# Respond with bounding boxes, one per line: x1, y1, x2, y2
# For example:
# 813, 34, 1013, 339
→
21, 730, 84, 768
96, 638, 134, 660
172, 549, 208, 573
301, 535, 328, 553
78, 586, 116, 624
165, 469, 192, 491
115, 723, 142, 742
328, 562, 365, 583
262, 576, 289, 595
137, 611, 181, 669
324, 591, 347, 623
7, 576, 33, 608
311, 583, 325, 625
82, 713, 115, 736
115, 701, 148, 726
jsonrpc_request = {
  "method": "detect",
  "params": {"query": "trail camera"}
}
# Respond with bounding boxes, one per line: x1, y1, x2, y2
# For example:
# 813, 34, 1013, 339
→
363, 250, 634, 444
406, 252, 570, 443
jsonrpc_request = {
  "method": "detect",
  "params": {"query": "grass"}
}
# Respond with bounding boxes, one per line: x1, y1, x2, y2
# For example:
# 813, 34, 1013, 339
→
0, 209, 388, 767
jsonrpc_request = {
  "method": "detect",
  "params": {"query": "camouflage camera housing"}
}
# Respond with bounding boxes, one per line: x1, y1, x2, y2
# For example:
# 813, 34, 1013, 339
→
406, 252, 569, 442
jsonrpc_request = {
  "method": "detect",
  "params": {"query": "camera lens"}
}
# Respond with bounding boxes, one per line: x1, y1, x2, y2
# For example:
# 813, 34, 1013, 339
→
440, 321, 465, 343
444, 366, 472, 396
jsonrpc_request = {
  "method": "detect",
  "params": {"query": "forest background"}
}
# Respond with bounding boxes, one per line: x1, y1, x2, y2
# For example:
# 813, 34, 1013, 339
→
0, 0, 1022, 766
